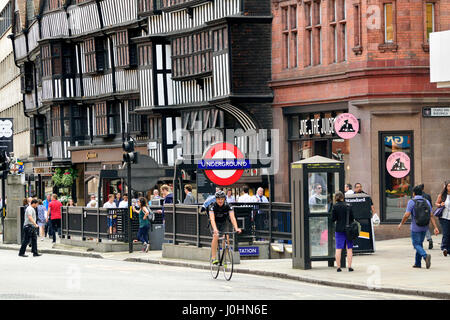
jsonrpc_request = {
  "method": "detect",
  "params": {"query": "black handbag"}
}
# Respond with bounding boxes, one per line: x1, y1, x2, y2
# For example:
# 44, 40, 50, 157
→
345, 204, 361, 241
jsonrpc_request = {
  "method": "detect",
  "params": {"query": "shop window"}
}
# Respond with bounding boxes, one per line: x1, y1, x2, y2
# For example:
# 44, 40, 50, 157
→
379, 132, 414, 222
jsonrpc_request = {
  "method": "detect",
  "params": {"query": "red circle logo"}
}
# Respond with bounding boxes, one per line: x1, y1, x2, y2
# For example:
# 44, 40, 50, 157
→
202, 143, 246, 186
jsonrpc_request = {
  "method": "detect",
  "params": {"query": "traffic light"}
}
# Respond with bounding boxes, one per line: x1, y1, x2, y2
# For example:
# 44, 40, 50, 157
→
122, 138, 138, 164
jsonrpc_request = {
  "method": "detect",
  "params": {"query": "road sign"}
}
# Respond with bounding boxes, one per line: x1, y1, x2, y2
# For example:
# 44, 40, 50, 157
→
199, 142, 249, 186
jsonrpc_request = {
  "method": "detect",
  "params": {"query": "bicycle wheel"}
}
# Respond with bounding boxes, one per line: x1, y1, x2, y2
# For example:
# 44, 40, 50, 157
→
222, 245, 234, 281
210, 246, 220, 279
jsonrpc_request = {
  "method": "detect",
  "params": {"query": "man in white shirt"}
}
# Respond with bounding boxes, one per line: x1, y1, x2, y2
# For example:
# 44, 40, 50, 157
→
238, 187, 255, 203
103, 194, 117, 235
86, 194, 98, 208
19, 199, 41, 257
119, 194, 129, 208
345, 183, 355, 195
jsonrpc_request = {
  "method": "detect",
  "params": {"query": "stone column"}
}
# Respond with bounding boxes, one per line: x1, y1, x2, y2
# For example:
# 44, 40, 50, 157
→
3, 174, 25, 244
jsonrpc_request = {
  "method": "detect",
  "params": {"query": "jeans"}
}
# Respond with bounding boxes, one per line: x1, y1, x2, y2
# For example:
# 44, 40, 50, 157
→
19, 225, 38, 255
411, 231, 427, 267
137, 224, 150, 244
426, 229, 432, 241
52, 219, 61, 243
439, 218, 450, 251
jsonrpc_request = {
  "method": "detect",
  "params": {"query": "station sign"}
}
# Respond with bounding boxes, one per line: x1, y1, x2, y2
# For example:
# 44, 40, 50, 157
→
238, 246, 260, 256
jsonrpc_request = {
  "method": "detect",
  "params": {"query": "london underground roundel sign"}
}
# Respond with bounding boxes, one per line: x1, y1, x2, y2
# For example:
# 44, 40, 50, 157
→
198, 142, 251, 186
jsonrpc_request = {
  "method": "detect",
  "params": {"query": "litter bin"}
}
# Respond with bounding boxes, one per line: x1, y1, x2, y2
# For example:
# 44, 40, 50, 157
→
148, 223, 164, 250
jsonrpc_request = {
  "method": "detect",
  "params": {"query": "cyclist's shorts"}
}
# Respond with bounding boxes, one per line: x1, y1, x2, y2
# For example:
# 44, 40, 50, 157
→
209, 220, 231, 236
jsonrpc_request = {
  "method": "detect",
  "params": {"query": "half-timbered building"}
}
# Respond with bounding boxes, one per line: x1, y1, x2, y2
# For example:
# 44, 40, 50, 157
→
12, 0, 273, 204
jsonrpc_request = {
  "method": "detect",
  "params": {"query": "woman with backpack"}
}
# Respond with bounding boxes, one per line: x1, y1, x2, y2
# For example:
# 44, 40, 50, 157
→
332, 191, 355, 272
133, 197, 151, 253
435, 181, 450, 256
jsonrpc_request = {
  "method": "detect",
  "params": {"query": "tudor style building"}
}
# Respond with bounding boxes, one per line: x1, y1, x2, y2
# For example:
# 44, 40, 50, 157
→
12, 0, 273, 204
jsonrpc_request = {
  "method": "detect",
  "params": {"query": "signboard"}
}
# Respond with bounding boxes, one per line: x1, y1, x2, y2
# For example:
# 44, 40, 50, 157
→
386, 152, 411, 178
334, 113, 359, 139
422, 107, 450, 117
238, 246, 260, 256
345, 194, 375, 254
199, 142, 249, 186
0, 118, 13, 155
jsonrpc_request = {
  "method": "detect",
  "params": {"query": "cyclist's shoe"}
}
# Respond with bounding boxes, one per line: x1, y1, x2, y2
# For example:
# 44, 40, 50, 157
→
212, 259, 219, 265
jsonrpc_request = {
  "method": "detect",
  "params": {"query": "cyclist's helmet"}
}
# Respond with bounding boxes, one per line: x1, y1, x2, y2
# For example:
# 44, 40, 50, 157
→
215, 190, 226, 199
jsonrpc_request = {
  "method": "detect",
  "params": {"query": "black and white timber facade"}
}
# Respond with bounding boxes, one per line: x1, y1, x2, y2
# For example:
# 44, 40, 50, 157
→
11, 0, 273, 203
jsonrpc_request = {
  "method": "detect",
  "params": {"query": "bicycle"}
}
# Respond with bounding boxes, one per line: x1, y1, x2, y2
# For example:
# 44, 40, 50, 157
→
210, 231, 236, 281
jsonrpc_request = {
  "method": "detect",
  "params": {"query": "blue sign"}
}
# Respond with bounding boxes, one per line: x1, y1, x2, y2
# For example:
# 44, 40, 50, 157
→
198, 159, 251, 170
238, 246, 260, 256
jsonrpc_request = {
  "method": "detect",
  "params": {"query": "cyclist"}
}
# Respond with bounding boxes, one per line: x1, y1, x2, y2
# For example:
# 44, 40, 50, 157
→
209, 190, 242, 265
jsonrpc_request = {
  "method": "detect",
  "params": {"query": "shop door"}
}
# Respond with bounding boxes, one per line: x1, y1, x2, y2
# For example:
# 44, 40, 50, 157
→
379, 132, 414, 222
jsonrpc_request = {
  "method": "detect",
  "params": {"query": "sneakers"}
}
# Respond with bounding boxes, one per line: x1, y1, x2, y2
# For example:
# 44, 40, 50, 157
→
425, 254, 431, 269
428, 239, 433, 250
348, 268, 354, 272
336, 268, 342, 272
212, 259, 219, 265
145, 243, 150, 253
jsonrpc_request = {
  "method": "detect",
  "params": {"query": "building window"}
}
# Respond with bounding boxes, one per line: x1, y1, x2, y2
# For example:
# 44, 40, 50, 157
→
0, 1, 12, 37
425, 2, 435, 42
84, 38, 97, 73
51, 106, 62, 137
84, 37, 110, 74
172, 30, 213, 79
148, 116, 162, 140
42, 45, 52, 77
72, 105, 88, 139
138, 44, 152, 66
352, 4, 363, 55
384, 3, 394, 43
47, 0, 64, 11
114, 29, 139, 68
94, 102, 107, 136
20, 62, 34, 93
128, 99, 147, 133
282, 5, 298, 69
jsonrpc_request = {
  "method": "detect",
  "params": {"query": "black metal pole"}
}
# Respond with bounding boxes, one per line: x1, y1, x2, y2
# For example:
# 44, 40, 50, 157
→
127, 124, 133, 253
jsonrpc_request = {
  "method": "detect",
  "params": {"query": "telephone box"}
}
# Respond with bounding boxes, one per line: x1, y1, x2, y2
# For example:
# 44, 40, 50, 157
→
290, 156, 345, 270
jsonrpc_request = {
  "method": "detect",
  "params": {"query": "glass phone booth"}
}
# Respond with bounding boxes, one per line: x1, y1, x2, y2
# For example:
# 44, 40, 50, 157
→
290, 156, 345, 270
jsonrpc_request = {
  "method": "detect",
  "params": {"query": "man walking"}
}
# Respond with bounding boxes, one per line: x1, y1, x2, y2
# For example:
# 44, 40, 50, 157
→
183, 184, 195, 204
398, 185, 439, 269
47, 194, 63, 244
19, 199, 42, 257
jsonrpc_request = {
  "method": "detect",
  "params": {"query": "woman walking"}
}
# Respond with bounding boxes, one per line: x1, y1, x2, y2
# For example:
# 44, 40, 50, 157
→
332, 191, 355, 272
435, 181, 450, 256
133, 197, 151, 252
37, 199, 47, 241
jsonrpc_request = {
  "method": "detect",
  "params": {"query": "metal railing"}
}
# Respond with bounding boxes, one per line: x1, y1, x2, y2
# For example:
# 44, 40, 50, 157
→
61, 205, 164, 242
163, 202, 292, 251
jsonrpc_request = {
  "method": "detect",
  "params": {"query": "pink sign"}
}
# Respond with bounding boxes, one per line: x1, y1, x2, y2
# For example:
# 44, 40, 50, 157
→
386, 152, 411, 178
334, 113, 359, 139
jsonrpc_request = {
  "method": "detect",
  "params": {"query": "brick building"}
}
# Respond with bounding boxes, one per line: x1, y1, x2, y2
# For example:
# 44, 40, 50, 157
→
271, 0, 450, 232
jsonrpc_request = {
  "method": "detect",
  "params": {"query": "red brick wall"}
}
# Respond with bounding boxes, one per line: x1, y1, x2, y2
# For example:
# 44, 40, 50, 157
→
271, 0, 450, 106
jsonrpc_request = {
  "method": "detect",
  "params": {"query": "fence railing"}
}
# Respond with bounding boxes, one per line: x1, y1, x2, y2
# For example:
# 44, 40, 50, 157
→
61, 206, 164, 242
163, 202, 292, 251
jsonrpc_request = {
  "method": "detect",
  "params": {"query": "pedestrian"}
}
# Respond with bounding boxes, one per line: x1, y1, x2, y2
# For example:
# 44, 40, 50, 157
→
67, 198, 75, 207
309, 183, 325, 206
37, 199, 47, 241
254, 187, 269, 231
86, 194, 98, 208
435, 181, 450, 256
344, 183, 354, 195
354, 183, 378, 219
398, 185, 439, 268
114, 193, 122, 207
238, 186, 254, 203
419, 184, 434, 249
18, 199, 42, 257
133, 197, 151, 252
47, 194, 63, 244
332, 191, 354, 272
119, 194, 128, 208
226, 189, 235, 203
103, 194, 117, 235
183, 184, 195, 204
43, 194, 51, 211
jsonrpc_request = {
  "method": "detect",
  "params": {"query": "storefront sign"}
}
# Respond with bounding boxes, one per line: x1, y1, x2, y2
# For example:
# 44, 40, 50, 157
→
334, 113, 359, 139
86, 152, 98, 160
299, 117, 336, 137
0, 118, 13, 155
386, 152, 411, 178
423, 107, 450, 117
199, 142, 247, 186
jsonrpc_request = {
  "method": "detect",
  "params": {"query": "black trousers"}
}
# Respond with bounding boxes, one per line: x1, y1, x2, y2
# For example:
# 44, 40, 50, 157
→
52, 219, 61, 243
19, 225, 38, 255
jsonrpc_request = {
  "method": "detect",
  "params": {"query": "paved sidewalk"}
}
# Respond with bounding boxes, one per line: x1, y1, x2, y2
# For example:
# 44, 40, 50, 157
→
1, 234, 449, 299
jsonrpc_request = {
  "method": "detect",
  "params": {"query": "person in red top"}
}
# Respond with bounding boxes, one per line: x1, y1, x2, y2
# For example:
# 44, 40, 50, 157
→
47, 194, 62, 243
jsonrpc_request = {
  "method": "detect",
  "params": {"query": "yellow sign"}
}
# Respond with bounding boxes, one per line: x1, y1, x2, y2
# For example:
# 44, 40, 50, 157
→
86, 152, 98, 160
291, 164, 303, 169
359, 231, 370, 240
